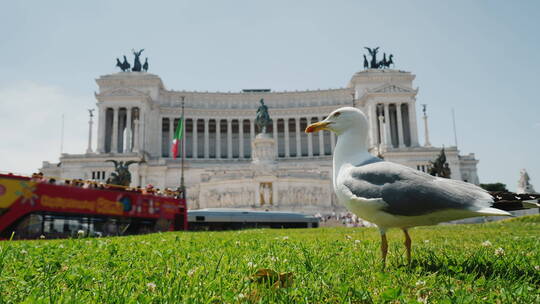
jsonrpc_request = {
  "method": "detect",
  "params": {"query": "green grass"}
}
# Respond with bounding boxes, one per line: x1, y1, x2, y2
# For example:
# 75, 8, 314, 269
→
1, 215, 539, 303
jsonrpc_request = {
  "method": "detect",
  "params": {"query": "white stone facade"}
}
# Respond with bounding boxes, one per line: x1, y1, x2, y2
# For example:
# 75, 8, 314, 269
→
41, 69, 480, 214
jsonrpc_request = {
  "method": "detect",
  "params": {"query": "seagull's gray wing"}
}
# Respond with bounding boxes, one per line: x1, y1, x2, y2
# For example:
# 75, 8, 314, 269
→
343, 161, 494, 216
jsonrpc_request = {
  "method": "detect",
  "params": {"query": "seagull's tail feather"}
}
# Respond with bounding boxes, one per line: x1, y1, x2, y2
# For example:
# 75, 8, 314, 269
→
475, 207, 512, 216
522, 199, 539, 209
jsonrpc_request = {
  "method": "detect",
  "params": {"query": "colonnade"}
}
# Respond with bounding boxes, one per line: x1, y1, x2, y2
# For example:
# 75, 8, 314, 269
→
371, 102, 414, 149
98, 106, 140, 153
96, 103, 416, 157
160, 116, 335, 159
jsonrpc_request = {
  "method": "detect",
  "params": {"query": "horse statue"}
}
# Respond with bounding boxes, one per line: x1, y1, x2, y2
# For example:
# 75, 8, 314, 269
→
143, 57, 149, 72
121, 55, 131, 71
364, 47, 380, 69
132, 49, 144, 72
379, 53, 389, 69
388, 54, 394, 68
116, 58, 127, 72
106, 160, 139, 186
255, 98, 272, 134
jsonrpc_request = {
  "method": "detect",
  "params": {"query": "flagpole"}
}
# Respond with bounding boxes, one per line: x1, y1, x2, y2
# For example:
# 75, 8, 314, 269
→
180, 96, 186, 199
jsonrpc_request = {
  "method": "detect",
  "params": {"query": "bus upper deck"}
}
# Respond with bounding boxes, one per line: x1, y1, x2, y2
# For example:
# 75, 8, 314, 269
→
0, 173, 187, 239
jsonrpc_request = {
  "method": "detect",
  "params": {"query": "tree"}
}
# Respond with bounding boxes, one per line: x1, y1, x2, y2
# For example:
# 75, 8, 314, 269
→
479, 183, 508, 192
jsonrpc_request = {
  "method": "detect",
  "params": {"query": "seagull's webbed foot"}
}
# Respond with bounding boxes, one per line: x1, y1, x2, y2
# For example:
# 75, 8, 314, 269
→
402, 228, 411, 265
380, 229, 388, 270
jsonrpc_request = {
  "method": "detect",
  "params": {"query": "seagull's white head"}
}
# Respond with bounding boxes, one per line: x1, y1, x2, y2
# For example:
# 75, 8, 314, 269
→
305, 107, 369, 137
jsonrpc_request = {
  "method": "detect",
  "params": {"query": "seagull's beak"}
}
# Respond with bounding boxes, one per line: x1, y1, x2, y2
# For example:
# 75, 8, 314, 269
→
305, 121, 331, 133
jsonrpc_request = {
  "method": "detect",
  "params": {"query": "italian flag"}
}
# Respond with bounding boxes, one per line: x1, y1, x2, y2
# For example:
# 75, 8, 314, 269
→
171, 116, 184, 159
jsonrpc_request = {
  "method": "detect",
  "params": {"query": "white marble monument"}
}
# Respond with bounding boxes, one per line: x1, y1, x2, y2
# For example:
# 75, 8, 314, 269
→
41, 66, 480, 214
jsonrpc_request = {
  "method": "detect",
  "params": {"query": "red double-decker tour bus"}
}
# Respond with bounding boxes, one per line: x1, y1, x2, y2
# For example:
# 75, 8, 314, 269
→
0, 173, 187, 240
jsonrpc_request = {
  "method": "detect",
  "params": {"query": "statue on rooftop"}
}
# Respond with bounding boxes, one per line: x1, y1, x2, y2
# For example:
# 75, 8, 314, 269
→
255, 98, 272, 134
364, 47, 380, 69
143, 57, 149, 72
363, 55, 369, 69
388, 54, 394, 68
131, 49, 144, 72
363, 47, 395, 69
121, 55, 131, 71
116, 56, 130, 72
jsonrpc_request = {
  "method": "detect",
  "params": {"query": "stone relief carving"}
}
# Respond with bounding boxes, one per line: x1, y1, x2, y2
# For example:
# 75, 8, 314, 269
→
101, 88, 147, 97
201, 187, 256, 208
277, 185, 330, 206
187, 185, 200, 209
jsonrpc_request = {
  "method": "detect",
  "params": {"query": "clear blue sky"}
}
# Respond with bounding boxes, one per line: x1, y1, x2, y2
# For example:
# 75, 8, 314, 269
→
1, 1, 539, 191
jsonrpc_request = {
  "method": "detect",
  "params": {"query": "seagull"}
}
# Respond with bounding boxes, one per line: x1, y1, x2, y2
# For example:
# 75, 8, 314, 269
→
305, 107, 538, 268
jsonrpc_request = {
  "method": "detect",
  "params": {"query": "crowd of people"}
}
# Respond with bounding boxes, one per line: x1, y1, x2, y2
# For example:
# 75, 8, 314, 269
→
29, 172, 183, 198
314, 211, 375, 227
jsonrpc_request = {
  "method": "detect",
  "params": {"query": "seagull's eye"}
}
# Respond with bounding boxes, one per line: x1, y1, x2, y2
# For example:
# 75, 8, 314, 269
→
333, 112, 341, 118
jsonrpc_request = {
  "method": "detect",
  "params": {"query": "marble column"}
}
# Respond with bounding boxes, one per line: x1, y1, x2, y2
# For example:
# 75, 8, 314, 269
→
133, 119, 139, 153
369, 103, 378, 148
423, 112, 432, 147
87, 111, 94, 154
396, 103, 405, 148
111, 107, 118, 153
409, 101, 420, 147
239, 119, 244, 159
216, 119, 221, 159
193, 118, 198, 159
204, 118, 209, 158
169, 118, 174, 157
307, 119, 313, 157
227, 119, 232, 159
139, 112, 145, 153
124, 107, 132, 153
295, 118, 301, 158
249, 119, 255, 158
97, 106, 106, 153
378, 115, 387, 150
273, 119, 278, 157
318, 116, 324, 155
383, 103, 391, 147
284, 118, 290, 157
250, 119, 255, 141
181, 118, 186, 159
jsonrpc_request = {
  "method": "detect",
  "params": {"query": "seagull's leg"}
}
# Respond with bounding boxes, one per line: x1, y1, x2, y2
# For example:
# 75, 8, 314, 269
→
402, 228, 411, 265
379, 228, 388, 269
